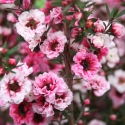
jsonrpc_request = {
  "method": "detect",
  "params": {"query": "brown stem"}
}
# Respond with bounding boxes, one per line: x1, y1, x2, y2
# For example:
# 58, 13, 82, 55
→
63, 22, 74, 125
64, 43, 74, 125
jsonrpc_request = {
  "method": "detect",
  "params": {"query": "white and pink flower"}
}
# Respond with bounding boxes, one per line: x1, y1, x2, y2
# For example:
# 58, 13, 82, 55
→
50, 7, 63, 24
15, 9, 46, 50
40, 31, 67, 59
71, 49, 101, 80
83, 75, 110, 96
0, 63, 33, 104
0, 0, 15, 3
108, 69, 125, 93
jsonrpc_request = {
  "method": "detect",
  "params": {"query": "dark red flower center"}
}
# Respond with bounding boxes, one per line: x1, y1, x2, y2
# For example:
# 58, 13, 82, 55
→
119, 77, 125, 84
18, 103, 27, 116
8, 81, 20, 92
26, 19, 38, 30
56, 93, 65, 99
81, 59, 90, 71
33, 113, 44, 123
50, 40, 59, 51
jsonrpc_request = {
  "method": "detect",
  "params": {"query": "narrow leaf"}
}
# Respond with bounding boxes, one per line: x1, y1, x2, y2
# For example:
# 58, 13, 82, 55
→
115, 9, 125, 18
105, 4, 110, 17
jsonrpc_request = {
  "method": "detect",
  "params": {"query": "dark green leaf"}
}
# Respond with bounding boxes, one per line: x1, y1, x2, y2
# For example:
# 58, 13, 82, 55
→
52, 2, 62, 6
105, 4, 110, 17
69, 20, 75, 27
79, 92, 83, 105
73, 34, 84, 43
62, 111, 69, 119
63, 3, 72, 13
79, 19, 85, 28
65, 73, 74, 78
3, 42, 7, 48
115, 9, 125, 18
110, 7, 118, 18
5, 45, 18, 56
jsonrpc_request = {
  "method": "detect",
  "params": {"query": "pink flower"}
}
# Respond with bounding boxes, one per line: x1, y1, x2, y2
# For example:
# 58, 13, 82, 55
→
0, 0, 15, 3
108, 69, 125, 93
83, 75, 110, 96
71, 49, 101, 80
108, 88, 125, 108
54, 89, 73, 111
88, 119, 106, 125
8, 58, 16, 66
40, 31, 67, 59
27, 113, 48, 125
23, 0, 31, 10
33, 72, 73, 115
33, 72, 68, 103
9, 101, 33, 125
112, 23, 125, 38
0, 63, 32, 104
50, 7, 63, 24
94, 19, 105, 33
32, 95, 54, 117
15, 9, 46, 48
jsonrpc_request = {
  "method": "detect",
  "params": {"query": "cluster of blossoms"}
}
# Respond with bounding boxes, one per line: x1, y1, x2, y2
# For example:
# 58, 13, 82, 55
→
0, 0, 125, 125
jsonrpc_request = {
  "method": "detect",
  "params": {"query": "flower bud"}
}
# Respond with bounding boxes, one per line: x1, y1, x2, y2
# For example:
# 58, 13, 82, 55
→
84, 98, 90, 106
112, 23, 125, 38
83, 112, 90, 116
77, 120, 84, 125
8, 58, 16, 66
85, 20, 94, 28
0, 67, 5, 76
74, 12, 83, 21
23, 0, 31, 10
110, 114, 117, 121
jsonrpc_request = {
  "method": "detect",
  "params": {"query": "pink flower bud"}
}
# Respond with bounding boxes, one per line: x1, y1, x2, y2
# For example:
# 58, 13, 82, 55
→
0, 67, 5, 76
7, 13, 17, 23
78, 120, 84, 125
62, 1, 68, 6
112, 23, 125, 38
94, 19, 105, 33
0, 0, 15, 4
0, 47, 7, 54
84, 98, 90, 106
74, 12, 83, 21
83, 112, 90, 116
23, 0, 31, 10
8, 58, 16, 66
110, 114, 117, 121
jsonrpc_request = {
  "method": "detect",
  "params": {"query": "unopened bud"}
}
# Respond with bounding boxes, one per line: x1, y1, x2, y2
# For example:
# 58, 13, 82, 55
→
83, 112, 90, 116
74, 12, 83, 21
8, 58, 16, 66
110, 114, 117, 121
0, 67, 5, 76
84, 98, 90, 106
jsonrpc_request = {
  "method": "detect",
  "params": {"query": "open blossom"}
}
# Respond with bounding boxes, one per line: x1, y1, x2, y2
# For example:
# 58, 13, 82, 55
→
54, 88, 73, 111
106, 47, 120, 68
71, 49, 101, 80
32, 95, 54, 117
50, 7, 63, 24
88, 119, 106, 125
40, 31, 67, 59
108, 69, 125, 93
112, 23, 125, 38
33, 72, 73, 116
89, 33, 114, 48
83, 75, 110, 96
108, 88, 125, 108
27, 113, 48, 125
0, 63, 33, 104
9, 101, 33, 125
15, 9, 46, 42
